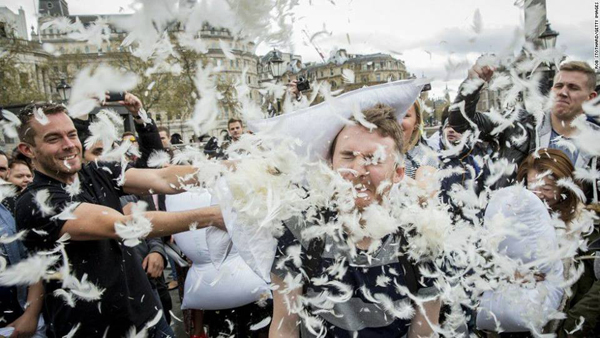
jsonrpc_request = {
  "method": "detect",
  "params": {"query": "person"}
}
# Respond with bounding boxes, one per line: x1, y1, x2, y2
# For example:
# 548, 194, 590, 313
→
426, 106, 450, 152
157, 126, 171, 150
402, 100, 438, 180
438, 118, 490, 221
14, 102, 224, 337
0, 150, 9, 181
269, 104, 441, 337
516, 149, 599, 337
7, 158, 34, 191
0, 202, 47, 338
227, 118, 244, 142
449, 60, 599, 193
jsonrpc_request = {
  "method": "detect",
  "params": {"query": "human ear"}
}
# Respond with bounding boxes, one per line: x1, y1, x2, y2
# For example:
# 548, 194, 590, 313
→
18, 143, 35, 160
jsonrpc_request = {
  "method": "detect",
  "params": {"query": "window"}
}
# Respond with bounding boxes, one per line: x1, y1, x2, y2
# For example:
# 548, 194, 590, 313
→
376, 74, 381, 82
330, 68, 333, 76
236, 60, 239, 68
361, 76, 368, 83
331, 81, 337, 89
247, 76, 251, 84
230, 60, 233, 67
47, 2, 54, 8
320, 71, 323, 77
85, 46, 90, 53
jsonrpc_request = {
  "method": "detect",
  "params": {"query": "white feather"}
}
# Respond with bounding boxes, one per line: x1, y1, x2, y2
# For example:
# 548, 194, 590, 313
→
114, 201, 153, 247
34, 189, 55, 217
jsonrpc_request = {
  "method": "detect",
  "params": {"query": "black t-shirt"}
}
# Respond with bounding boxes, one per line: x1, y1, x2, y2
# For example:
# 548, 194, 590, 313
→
15, 162, 159, 337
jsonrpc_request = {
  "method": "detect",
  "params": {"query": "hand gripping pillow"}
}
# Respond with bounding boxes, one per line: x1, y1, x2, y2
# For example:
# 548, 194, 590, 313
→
476, 186, 564, 332
165, 191, 271, 310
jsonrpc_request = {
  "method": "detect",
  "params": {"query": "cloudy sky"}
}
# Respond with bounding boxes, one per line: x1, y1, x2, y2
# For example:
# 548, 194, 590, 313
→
3, 0, 596, 97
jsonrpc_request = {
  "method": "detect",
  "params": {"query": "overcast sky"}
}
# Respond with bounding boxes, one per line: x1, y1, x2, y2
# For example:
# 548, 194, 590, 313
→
3, 0, 596, 97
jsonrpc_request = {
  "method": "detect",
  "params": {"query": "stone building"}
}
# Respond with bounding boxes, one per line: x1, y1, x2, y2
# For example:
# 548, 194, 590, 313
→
0, 6, 28, 39
1, 0, 262, 143
259, 48, 410, 108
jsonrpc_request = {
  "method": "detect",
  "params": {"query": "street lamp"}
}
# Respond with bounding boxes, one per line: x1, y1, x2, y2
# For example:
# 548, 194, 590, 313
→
539, 21, 559, 50
56, 78, 71, 102
268, 50, 286, 79
537, 20, 560, 95
267, 50, 287, 115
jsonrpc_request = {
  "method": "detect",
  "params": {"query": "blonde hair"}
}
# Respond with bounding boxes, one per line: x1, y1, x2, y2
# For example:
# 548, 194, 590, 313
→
557, 61, 596, 91
405, 100, 423, 152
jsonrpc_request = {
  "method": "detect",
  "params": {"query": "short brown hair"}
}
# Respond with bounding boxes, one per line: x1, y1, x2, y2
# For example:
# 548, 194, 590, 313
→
157, 126, 170, 136
9, 158, 32, 172
18, 103, 67, 145
227, 118, 243, 128
516, 148, 580, 223
558, 61, 596, 91
329, 103, 404, 160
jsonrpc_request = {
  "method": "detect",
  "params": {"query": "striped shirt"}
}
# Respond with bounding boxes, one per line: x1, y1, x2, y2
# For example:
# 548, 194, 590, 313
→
272, 216, 435, 337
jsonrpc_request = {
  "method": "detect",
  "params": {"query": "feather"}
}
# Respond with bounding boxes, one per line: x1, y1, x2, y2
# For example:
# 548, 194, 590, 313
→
219, 39, 236, 60
0, 184, 16, 203
114, 201, 153, 247
0, 109, 21, 139
0, 254, 59, 286
34, 107, 49, 125
0, 230, 27, 244
51, 202, 81, 221
64, 176, 81, 197
351, 103, 377, 131
471, 9, 483, 34
556, 177, 587, 202
34, 189, 55, 217
147, 150, 171, 168
53, 289, 76, 307
250, 316, 272, 331
63, 323, 81, 338
342, 69, 355, 84
67, 66, 139, 118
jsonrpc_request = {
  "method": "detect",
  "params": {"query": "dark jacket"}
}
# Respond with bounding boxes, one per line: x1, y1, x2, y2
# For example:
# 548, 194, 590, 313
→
439, 136, 490, 222
449, 81, 598, 191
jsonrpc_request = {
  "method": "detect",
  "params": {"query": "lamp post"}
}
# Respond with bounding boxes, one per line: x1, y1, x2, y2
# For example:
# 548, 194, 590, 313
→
56, 78, 71, 102
267, 50, 287, 115
538, 21, 559, 95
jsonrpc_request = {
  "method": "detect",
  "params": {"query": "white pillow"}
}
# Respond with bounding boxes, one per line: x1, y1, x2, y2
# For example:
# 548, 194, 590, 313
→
247, 79, 424, 162
477, 186, 564, 332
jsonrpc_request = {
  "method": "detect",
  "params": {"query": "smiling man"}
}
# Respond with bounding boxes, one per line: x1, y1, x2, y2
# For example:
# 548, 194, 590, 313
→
269, 104, 440, 338
14, 103, 223, 337
448, 60, 598, 191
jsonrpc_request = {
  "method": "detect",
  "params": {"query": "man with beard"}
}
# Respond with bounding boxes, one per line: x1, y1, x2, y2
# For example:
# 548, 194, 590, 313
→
14, 103, 223, 337
269, 104, 441, 337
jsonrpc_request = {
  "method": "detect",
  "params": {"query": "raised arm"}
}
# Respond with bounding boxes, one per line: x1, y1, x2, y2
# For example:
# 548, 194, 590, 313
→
59, 202, 224, 241
449, 64, 497, 138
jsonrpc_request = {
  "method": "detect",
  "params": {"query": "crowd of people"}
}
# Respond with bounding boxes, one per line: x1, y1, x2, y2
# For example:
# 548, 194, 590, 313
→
0, 58, 598, 338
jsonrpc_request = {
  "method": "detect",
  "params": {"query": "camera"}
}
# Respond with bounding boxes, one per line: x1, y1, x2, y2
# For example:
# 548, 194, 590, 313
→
106, 91, 126, 102
296, 77, 310, 92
